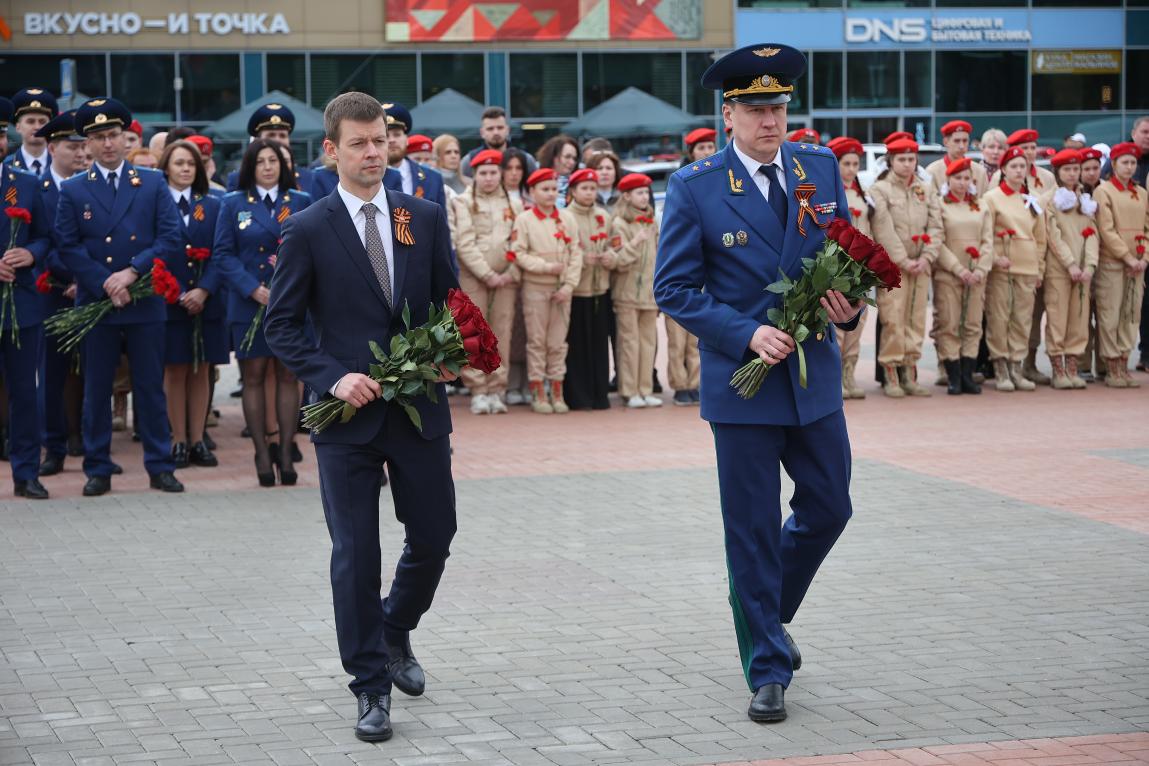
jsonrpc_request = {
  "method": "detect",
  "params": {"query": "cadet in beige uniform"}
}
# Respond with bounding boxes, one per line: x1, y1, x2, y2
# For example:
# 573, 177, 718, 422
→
934, 157, 994, 395
510, 168, 583, 412
607, 173, 661, 408
1076, 147, 1106, 380
827, 136, 870, 399
1040, 149, 1098, 389
926, 119, 989, 198
982, 145, 1048, 391
564, 167, 613, 410
1092, 142, 1149, 387
448, 149, 522, 414
869, 138, 943, 397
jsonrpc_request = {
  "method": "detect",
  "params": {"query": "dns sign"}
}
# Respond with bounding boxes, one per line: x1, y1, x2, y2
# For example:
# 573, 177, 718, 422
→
845, 18, 928, 43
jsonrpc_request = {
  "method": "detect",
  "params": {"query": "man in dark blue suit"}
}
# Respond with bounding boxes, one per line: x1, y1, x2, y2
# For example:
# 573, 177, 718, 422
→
56, 98, 185, 496
654, 44, 863, 723
265, 92, 459, 744
226, 103, 319, 197
1, 163, 53, 498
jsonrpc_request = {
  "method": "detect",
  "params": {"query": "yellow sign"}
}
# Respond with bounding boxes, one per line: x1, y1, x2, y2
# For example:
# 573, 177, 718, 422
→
1031, 50, 1121, 75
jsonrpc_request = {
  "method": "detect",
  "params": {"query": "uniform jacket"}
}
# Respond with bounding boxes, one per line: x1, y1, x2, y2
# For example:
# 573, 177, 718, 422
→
843, 181, 872, 238
57, 163, 183, 325
510, 206, 583, 292
926, 158, 989, 198
0, 168, 52, 329
168, 191, 226, 322
1040, 186, 1099, 276
936, 192, 993, 281
448, 187, 521, 282
654, 140, 860, 427
3, 150, 51, 176
608, 201, 659, 309
264, 188, 459, 443
982, 183, 1048, 278
869, 173, 944, 269
1092, 178, 1149, 266
214, 188, 312, 326
566, 200, 611, 297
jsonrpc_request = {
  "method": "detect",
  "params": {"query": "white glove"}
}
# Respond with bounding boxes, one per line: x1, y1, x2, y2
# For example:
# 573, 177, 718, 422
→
1023, 194, 1043, 215
939, 182, 950, 198
1079, 193, 1098, 217
1053, 187, 1077, 212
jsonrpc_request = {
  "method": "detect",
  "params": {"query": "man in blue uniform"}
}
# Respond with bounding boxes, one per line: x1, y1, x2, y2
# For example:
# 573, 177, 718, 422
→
5, 89, 58, 176
654, 44, 862, 723
36, 110, 89, 477
56, 98, 185, 496
1, 157, 53, 498
380, 103, 446, 208
227, 103, 319, 197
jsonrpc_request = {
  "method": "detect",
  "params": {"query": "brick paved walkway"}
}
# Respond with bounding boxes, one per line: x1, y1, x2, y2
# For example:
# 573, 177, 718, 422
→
2, 336, 1148, 765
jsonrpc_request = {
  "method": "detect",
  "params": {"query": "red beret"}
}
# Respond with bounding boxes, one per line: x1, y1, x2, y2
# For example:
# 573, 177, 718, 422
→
128, 119, 144, 138
1110, 142, 1142, 161
885, 138, 919, 156
940, 120, 972, 137
617, 173, 653, 192
406, 134, 433, 153
1001, 146, 1028, 166
684, 128, 716, 147
469, 149, 503, 168
186, 134, 214, 156
828, 137, 863, 159
945, 157, 972, 176
787, 128, 820, 144
527, 168, 556, 187
1079, 148, 1103, 163
568, 168, 598, 186
1050, 149, 1082, 168
883, 131, 913, 146
1007, 128, 1038, 146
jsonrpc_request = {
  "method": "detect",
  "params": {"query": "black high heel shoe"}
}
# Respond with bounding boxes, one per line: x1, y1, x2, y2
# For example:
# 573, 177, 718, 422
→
275, 456, 298, 486
255, 455, 275, 487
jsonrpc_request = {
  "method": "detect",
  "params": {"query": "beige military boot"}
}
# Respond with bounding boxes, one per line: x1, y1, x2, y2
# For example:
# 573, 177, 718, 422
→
549, 380, 570, 414
529, 380, 554, 413
842, 359, 865, 399
1022, 349, 1051, 386
881, 364, 905, 398
1049, 355, 1074, 390
898, 365, 932, 396
1064, 355, 1087, 389
993, 359, 1015, 392
1120, 356, 1141, 388
1009, 360, 1036, 391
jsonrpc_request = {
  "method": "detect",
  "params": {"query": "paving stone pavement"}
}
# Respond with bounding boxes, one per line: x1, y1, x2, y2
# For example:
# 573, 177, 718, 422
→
3, 451, 1148, 765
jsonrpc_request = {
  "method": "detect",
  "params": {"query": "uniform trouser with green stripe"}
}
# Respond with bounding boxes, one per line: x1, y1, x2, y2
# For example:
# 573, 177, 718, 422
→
712, 410, 853, 691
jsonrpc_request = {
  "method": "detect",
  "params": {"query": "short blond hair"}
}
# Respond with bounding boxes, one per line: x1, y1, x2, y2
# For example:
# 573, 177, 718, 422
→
432, 133, 459, 160
980, 128, 1007, 149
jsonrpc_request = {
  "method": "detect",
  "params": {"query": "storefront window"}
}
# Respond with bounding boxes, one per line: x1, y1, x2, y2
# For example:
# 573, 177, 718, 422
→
179, 54, 241, 123
812, 52, 843, 110
1032, 72, 1120, 112
1129, 51, 1149, 110
935, 51, 1026, 113
1031, 114, 1121, 146
686, 52, 718, 116
813, 117, 845, 141
508, 53, 577, 119
111, 54, 175, 121
0, 54, 107, 105
904, 52, 931, 109
309, 54, 416, 110
421, 54, 485, 103
846, 116, 900, 145
583, 53, 682, 112
267, 54, 307, 102
846, 52, 899, 110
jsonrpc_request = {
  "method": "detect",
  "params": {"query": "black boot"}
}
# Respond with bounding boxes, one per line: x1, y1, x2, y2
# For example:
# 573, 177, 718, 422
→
959, 357, 982, 394
944, 359, 962, 395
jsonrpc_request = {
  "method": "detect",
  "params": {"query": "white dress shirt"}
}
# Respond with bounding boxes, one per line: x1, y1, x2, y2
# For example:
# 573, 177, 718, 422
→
169, 186, 192, 225
732, 139, 786, 203
331, 182, 396, 395
21, 147, 48, 175
256, 185, 279, 205
393, 160, 414, 195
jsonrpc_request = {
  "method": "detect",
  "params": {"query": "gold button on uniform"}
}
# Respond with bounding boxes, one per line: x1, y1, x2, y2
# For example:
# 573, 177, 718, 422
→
816, 332, 824, 341
105, 236, 112, 243
130, 235, 136, 241
105, 257, 113, 263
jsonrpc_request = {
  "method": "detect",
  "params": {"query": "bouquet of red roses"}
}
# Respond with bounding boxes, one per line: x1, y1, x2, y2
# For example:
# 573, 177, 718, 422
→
730, 218, 901, 398
300, 288, 500, 433
45, 259, 180, 354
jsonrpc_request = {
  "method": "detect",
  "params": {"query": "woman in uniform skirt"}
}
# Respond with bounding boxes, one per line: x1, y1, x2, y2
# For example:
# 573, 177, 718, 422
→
215, 139, 312, 485
159, 141, 228, 468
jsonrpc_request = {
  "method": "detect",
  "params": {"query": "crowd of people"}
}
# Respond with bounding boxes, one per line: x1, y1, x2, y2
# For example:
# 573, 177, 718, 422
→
1, 83, 1147, 499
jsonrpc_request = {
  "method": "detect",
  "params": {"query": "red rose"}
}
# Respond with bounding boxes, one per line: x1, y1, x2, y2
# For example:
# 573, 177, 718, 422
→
846, 232, 879, 264
920, 233, 932, 244
1080, 227, 1096, 239
5, 207, 31, 225
1007, 229, 1017, 236
864, 246, 902, 290
911, 234, 921, 244
505, 251, 516, 262
826, 218, 859, 252
1138, 245, 1146, 256
595, 214, 605, 226
849, 207, 862, 219
966, 246, 980, 260
188, 247, 211, 261
447, 288, 486, 337
35, 271, 53, 294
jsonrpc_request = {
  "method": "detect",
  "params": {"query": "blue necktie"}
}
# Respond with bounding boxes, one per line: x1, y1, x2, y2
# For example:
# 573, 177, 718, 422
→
761, 164, 788, 225
107, 171, 118, 193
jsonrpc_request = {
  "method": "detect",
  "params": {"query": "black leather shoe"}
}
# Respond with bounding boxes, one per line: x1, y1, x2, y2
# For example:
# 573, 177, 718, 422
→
39, 454, 65, 476
189, 441, 218, 467
782, 625, 802, 671
386, 635, 426, 697
172, 442, 190, 468
354, 693, 392, 742
83, 475, 111, 496
748, 683, 787, 722
202, 432, 217, 451
149, 472, 185, 493
15, 478, 50, 499
110, 462, 123, 475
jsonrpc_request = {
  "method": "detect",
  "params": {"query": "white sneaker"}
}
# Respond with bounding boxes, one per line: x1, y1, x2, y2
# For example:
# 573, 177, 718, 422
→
626, 395, 646, 408
488, 393, 508, 414
643, 395, 663, 407
470, 393, 491, 415
505, 389, 525, 406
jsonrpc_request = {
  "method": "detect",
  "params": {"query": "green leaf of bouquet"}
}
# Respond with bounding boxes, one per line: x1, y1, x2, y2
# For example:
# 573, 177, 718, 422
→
766, 281, 792, 295
402, 302, 412, 330
368, 340, 388, 362
402, 403, 423, 431
793, 324, 810, 343
831, 276, 852, 292
766, 307, 783, 325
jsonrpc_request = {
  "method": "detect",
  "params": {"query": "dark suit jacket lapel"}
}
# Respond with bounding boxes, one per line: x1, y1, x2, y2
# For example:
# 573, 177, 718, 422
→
87, 169, 115, 213
250, 192, 279, 237
721, 143, 785, 259
107, 164, 139, 230
325, 192, 391, 313
385, 189, 412, 308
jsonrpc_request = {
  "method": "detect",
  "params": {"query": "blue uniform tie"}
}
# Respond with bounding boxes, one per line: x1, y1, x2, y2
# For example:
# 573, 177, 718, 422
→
760, 164, 788, 225
107, 170, 117, 193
